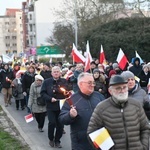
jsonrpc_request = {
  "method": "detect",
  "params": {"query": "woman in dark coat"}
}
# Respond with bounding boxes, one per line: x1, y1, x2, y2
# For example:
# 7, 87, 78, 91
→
22, 65, 37, 113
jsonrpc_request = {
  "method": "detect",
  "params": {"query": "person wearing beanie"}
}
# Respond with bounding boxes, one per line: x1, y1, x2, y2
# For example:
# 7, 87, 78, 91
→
139, 64, 150, 93
28, 74, 46, 132
108, 70, 116, 78
112, 63, 119, 70
40, 62, 52, 79
93, 69, 107, 98
112, 62, 122, 74
121, 70, 150, 120
88, 75, 150, 150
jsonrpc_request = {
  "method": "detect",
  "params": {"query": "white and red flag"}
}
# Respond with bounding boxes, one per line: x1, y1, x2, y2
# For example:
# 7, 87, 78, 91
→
25, 114, 34, 123
84, 41, 93, 72
99, 45, 106, 65
65, 70, 74, 80
72, 43, 85, 64
116, 48, 128, 70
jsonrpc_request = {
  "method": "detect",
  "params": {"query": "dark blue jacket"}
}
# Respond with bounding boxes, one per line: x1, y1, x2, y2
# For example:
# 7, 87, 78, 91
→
59, 90, 105, 150
40, 77, 68, 111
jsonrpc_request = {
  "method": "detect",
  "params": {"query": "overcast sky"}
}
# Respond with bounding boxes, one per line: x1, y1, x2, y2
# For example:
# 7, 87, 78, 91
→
0, 0, 25, 15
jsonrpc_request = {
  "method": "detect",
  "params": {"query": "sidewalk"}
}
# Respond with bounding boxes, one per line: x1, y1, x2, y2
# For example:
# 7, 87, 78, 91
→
0, 93, 71, 150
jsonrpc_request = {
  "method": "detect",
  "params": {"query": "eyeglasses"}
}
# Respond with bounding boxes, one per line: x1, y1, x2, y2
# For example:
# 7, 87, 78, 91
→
113, 86, 128, 92
82, 81, 96, 86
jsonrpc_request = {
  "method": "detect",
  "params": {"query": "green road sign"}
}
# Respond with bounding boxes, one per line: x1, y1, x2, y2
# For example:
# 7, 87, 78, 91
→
36, 45, 64, 55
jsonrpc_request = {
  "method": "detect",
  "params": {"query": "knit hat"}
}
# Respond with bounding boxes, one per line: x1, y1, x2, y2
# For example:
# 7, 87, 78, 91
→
112, 63, 119, 69
35, 75, 44, 81
121, 71, 134, 81
93, 69, 100, 74
109, 70, 116, 78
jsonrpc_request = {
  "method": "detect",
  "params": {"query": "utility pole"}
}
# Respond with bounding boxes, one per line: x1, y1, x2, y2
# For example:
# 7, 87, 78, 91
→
74, 0, 78, 48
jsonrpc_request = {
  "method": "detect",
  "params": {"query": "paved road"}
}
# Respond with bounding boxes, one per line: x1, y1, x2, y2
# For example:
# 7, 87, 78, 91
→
0, 94, 71, 150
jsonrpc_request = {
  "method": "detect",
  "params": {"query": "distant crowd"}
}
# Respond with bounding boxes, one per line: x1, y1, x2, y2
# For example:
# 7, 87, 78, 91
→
0, 57, 150, 149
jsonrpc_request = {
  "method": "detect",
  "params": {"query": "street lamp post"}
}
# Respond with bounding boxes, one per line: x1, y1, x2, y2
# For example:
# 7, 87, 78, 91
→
74, 0, 78, 48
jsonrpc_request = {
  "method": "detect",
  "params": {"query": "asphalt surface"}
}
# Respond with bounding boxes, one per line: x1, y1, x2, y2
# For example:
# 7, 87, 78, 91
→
0, 93, 71, 150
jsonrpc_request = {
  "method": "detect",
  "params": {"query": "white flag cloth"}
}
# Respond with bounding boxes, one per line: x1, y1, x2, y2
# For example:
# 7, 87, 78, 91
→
72, 43, 85, 63
89, 127, 114, 150
135, 51, 144, 64
116, 48, 128, 70
2, 54, 13, 63
84, 41, 93, 72
25, 114, 34, 123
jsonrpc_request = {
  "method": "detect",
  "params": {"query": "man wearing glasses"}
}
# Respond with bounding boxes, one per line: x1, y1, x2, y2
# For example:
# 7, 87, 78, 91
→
88, 75, 150, 150
59, 72, 105, 150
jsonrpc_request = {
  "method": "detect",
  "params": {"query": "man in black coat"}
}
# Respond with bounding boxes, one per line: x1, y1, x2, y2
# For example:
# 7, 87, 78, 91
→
41, 66, 68, 148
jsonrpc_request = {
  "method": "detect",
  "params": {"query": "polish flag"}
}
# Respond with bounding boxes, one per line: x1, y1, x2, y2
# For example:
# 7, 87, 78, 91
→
25, 114, 34, 123
116, 48, 128, 70
99, 45, 106, 65
84, 41, 93, 72
65, 70, 74, 80
72, 43, 85, 64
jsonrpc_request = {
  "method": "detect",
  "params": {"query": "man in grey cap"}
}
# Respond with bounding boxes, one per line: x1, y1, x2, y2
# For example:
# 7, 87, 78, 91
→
87, 75, 150, 150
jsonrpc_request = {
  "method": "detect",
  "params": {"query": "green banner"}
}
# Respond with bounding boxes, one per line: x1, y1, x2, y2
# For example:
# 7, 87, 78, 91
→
36, 45, 64, 55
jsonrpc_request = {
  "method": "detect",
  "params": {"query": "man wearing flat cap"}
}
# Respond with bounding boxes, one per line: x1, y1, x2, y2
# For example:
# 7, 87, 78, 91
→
87, 75, 150, 150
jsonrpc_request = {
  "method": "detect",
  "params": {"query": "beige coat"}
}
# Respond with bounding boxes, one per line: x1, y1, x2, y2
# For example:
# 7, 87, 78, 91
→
28, 82, 46, 113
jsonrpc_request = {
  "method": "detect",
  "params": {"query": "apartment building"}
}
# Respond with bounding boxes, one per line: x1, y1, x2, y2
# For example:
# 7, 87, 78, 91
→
0, 9, 23, 57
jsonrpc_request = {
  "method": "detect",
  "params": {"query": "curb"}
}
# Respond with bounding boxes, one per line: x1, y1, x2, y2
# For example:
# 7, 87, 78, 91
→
1, 105, 35, 150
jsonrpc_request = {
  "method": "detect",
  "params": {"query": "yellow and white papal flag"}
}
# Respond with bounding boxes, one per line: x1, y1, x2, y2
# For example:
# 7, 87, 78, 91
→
89, 127, 114, 150
59, 99, 66, 109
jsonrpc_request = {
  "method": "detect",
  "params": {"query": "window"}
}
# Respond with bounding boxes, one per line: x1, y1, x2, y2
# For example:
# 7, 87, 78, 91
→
12, 36, 16, 39
6, 43, 10, 47
13, 43, 17, 47
29, 14, 32, 20
29, 24, 32, 32
5, 36, 10, 39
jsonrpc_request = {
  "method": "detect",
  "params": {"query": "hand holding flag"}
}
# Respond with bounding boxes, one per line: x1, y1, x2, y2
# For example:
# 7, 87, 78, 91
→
89, 127, 114, 150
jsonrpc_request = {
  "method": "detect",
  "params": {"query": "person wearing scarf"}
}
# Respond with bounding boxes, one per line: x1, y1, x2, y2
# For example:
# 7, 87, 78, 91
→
12, 72, 24, 110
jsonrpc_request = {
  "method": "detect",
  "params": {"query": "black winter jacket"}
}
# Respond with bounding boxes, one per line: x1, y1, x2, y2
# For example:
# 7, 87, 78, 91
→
0, 68, 14, 88
59, 90, 105, 150
40, 77, 68, 110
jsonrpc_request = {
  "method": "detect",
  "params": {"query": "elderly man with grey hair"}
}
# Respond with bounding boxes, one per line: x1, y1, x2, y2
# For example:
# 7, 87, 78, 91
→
41, 66, 68, 148
59, 72, 105, 150
88, 75, 150, 150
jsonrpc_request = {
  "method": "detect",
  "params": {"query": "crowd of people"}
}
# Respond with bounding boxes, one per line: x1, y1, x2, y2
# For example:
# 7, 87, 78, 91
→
0, 57, 149, 149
